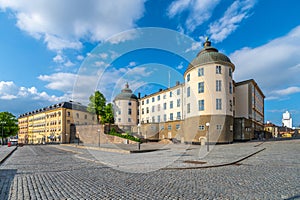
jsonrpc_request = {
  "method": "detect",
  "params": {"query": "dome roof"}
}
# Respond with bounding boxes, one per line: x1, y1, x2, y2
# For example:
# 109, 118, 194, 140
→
185, 40, 234, 73
114, 83, 138, 101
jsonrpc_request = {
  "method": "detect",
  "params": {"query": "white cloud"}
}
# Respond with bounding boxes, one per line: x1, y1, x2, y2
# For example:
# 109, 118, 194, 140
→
64, 60, 75, 67
0, 81, 18, 100
0, 0, 146, 51
208, 0, 256, 43
53, 54, 64, 63
0, 80, 68, 102
77, 55, 84, 61
176, 62, 184, 69
167, 0, 220, 32
231, 25, 300, 99
185, 41, 202, 52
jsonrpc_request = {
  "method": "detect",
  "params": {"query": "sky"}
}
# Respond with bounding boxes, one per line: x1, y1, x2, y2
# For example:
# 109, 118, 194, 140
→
0, 0, 299, 127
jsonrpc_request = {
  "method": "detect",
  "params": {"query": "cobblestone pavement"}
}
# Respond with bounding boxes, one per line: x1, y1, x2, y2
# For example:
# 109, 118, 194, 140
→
0, 140, 299, 199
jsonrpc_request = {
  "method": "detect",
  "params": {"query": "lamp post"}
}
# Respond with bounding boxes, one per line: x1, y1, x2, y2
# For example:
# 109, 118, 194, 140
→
137, 123, 141, 135
77, 131, 80, 145
1, 121, 6, 145
98, 129, 100, 147
206, 122, 210, 152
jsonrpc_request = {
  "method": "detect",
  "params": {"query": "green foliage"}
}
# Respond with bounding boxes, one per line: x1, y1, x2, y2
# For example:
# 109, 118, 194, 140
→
0, 112, 18, 138
87, 91, 106, 124
108, 128, 141, 143
103, 103, 114, 124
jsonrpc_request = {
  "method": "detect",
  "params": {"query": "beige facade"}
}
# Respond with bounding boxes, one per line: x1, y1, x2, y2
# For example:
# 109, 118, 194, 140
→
18, 101, 97, 144
115, 40, 265, 144
114, 83, 138, 131
234, 79, 265, 140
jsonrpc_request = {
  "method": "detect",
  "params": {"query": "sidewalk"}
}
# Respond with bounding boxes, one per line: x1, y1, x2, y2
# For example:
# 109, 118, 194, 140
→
55, 141, 266, 172
0, 145, 17, 164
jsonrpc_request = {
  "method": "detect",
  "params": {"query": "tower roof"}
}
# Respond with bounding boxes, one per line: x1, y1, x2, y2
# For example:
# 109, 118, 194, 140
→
114, 83, 138, 101
185, 39, 234, 74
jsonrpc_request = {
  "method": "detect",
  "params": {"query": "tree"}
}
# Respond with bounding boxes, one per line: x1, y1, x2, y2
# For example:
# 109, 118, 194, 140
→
103, 103, 115, 124
0, 112, 18, 143
87, 91, 107, 124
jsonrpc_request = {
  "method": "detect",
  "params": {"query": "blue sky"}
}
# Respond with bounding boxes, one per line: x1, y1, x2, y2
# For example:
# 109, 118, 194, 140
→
0, 0, 299, 127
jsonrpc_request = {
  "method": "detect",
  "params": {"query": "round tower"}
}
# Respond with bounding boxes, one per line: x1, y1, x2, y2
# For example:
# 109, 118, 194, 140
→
183, 39, 235, 143
114, 83, 138, 131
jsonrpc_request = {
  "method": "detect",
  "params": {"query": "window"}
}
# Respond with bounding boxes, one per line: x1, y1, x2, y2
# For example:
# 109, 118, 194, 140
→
198, 99, 204, 111
152, 97, 155, 102
229, 68, 232, 78
146, 99, 149, 104
152, 106, 155, 113
168, 125, 172, 130
230, 100, 233, 111
170, 113, 173, 121
216, 98, 222, 110
217, 125, 222, 130
142, 108, 144, 114
164, 114, 167, 122
157, 115, 161, 123
187, 74, 190, 82
118, 118, 121, 122
216, 65, 222, 74
118, 110, 121, 115
176, 124, 180, 130
157, 104, 161, 111
216, 80, 222, 92
170, 101, 173, 109
177, 112, 181, 120
198, 82, 204, 93
170, 91, 172, 97
85, 114, 87, 119
142, 100, 144, 105
163, 103, 167, 110
152, 116, 155, 122
199, 125, 205, 131
187, 103, 190, 113
76, 113, 79, 118
67, 120, 70, 124
146, 107, 149, 113
177, 99, 180, 107
157, 95, 160, 101
177, 89, 180, 95
128, 101, 132, 106
128, 108, 132, 115
67, 112, 70, 117
187, 87, 190, 97
229, 82, 232, 94
198, 67, 204, 76
128, 118, 131, 122
163, 94, 166, 99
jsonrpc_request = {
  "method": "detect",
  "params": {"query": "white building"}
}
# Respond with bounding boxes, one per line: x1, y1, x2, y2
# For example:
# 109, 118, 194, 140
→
282, 111, 292, 128
114, 40, 265, 144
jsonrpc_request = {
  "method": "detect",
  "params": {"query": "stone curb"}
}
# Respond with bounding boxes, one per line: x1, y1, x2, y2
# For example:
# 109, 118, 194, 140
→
162, 148, 266, 170
0, 146, 18, 164
60, 144, 166, 154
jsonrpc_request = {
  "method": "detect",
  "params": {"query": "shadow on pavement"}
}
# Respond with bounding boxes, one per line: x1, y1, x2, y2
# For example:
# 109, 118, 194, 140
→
0, 169, 17, 200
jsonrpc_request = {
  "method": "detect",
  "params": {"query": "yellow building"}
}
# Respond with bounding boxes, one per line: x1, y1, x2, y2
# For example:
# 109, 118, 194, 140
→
18, 101, 97, 144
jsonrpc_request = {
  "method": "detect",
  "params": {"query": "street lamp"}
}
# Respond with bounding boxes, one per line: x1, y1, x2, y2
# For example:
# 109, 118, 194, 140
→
137, 123, 141, 135
206, 122, 210, 152
77, 131, 80, 145
98, 129, 100, 147
1, 121, 6, 145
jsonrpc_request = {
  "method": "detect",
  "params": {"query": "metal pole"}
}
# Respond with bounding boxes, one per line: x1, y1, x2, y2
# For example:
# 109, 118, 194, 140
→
98, 129, 100, 147
1, 122, 3, 146
206, 122, 210, 152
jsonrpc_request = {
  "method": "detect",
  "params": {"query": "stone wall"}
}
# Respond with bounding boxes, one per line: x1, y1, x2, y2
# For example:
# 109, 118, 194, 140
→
74, 124, 137, 145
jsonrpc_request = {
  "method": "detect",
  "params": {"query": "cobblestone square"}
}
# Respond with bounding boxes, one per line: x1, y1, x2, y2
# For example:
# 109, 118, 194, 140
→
0, 140, 299, 199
